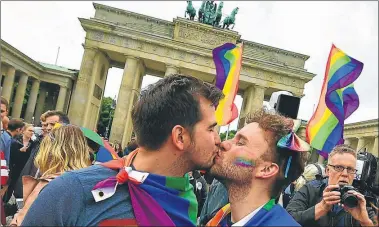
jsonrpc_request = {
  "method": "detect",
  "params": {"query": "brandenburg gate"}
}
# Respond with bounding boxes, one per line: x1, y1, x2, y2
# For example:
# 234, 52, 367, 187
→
68, 3, 315, 147
1, 3, 377, 157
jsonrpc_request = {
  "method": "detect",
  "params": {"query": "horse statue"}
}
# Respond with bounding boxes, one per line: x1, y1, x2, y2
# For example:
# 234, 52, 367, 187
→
213, 1, 223, 27
185, 1, 196, 21
198, 0, 206, 23
202, 1, 217, 25
222, 7, 239, 29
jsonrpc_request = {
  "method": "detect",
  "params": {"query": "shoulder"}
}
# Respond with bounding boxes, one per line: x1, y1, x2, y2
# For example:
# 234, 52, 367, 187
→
44, 165, 117, 196
271, 205, 301, 226
64, 164, 117, 186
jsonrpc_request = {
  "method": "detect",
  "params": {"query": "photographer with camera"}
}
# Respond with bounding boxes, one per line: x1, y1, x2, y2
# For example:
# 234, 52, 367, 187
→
286, 145, 377, 226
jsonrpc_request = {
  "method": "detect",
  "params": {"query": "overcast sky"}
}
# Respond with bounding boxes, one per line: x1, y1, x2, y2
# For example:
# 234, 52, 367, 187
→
1, 1, 378, 132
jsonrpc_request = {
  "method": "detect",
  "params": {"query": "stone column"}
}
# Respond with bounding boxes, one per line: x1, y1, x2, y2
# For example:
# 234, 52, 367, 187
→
357, 137, 367, 152
344, 138, 352, 146
318, 155, 325, 164
2, 66, 16, 102
121, 62, 144, 147
251, 85, 266, 112
68, 46, 98, 126
24, 79, 40, 123
56, 85, 68, 112
165, 65, 179, 77
34, 86, 47, 126
63, 89, 71, 113
237, 86, 254, 129
11, 73, 28, 118
110, 56, 139, 144
372, 136, 378, 157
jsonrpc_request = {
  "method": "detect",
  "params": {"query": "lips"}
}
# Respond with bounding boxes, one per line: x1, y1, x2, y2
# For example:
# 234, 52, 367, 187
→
339, 180, 348, 185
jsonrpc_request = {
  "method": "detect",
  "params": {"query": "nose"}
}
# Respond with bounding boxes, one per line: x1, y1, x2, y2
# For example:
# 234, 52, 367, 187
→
340, 168, 349, 176
220, 140, 232, 152
214, 130, 221, 145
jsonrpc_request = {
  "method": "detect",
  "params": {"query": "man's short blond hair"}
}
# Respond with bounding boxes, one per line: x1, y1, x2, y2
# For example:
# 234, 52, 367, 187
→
328, 144, 357, 160
40, 110, 52, 122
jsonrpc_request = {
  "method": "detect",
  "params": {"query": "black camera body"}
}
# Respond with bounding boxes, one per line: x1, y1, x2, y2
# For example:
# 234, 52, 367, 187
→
353, 151, 379, 208
333, 185, 359, 208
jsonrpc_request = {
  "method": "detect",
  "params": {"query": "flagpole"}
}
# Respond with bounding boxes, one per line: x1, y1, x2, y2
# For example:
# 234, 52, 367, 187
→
55, 46, 60, 65
225, 124, 231, 140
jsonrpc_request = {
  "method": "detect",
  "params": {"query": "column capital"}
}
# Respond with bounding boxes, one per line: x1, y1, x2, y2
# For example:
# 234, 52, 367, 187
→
254, 84, 267, 90
20, 72, 29, 77
124, 55, 139, 61
7, 65, 15, 73
82, 44, 98, 51
31, 78, 41, 83
166, 64, 179, 70
294, 93, 305, 98
58, 84, 69, 89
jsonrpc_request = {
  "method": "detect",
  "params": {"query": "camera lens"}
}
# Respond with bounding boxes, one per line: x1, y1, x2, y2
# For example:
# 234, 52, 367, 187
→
342, 193, 358, 208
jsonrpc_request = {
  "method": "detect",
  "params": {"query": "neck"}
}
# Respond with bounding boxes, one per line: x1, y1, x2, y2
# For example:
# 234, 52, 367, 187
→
132, 146, 190, 177
227, 180, 271, 223
23, 135, 30, 141
7, 130, 16, 137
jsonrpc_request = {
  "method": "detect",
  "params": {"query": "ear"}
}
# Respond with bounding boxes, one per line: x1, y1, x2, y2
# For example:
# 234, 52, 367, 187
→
325, 165, 330, 177
255, 162, 279, 179
171, 125, 190, 151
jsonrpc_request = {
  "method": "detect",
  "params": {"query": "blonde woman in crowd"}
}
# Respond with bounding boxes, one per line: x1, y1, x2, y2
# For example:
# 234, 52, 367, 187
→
10, 125, 91, 226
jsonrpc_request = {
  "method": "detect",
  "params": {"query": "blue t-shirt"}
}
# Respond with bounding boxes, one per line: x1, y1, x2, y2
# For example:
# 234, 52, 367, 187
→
21, 165, 136, 226
0, 130, 12, 167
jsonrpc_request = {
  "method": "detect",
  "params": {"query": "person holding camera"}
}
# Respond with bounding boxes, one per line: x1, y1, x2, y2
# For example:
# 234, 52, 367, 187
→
286, 145, 377, 226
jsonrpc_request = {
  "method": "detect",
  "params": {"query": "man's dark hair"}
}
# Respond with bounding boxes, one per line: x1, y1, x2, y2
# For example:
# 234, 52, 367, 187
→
1, 96, 9, 110
246, 108, 306, 199
44, 110, 70, 124
132, 74, 224, 150
8, 118, 25, 131
127, 140, 138, 151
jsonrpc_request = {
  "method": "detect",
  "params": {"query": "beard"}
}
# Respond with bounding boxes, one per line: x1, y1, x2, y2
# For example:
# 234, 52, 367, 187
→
185, 139, 216, 172
210, 158, 254, 186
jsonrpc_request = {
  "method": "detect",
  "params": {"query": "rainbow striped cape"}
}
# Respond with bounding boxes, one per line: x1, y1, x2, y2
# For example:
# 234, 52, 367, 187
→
213, 42, 243, 126
92, 149, 198, 226
306, 44, 363, 158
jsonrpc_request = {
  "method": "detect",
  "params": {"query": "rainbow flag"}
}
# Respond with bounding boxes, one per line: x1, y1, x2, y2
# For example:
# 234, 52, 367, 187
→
213, 42, 243, 126
306, 44, 363, 158
95, 139, 120, 163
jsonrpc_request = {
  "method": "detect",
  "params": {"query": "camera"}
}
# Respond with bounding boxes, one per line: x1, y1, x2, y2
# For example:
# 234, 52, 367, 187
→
332, 185, 359, 208
353, 150, 379, 208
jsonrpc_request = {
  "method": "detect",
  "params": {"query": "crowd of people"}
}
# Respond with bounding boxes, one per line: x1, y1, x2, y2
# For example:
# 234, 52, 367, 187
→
0, 74, 378, 226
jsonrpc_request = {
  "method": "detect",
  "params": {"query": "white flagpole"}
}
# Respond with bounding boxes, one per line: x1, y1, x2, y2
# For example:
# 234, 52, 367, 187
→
225, 124, 231, 140
55, 46, 60, 65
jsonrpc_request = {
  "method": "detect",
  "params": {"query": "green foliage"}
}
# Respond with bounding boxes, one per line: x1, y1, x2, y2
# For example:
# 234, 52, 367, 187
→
97, 97, 115, 137
219, 130, 237, 141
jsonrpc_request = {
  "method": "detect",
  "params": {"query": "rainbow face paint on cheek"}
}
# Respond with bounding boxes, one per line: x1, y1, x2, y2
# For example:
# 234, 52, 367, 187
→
234, 157, 255, 167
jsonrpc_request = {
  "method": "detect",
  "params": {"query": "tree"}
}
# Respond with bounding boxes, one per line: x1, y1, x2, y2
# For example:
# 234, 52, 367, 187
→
97, 97, 115, 137
219, 130, 237, 141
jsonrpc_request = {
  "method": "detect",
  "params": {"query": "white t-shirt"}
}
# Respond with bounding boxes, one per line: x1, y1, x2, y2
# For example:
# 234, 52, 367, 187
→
232, 204, 265, 226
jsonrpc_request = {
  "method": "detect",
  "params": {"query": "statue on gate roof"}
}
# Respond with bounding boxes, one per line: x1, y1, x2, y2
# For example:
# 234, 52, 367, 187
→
184, 1, 238, 30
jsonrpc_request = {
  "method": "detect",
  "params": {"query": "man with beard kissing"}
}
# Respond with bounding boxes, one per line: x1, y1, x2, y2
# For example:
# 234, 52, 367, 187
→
207, 109, 308, 227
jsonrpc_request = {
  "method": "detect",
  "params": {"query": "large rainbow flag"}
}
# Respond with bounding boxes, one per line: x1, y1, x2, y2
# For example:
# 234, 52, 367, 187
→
213, 42, 243, 126
306, 44, 363, 158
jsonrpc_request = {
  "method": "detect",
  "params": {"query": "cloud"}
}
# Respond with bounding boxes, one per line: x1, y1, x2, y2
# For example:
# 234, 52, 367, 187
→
1, 1, 377, 132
